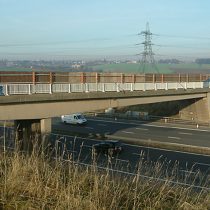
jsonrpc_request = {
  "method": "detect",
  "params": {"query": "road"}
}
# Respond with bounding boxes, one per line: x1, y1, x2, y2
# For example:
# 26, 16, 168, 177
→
52, 116, 210, 147
49, 133, 210, 189
51, 117, 210, 188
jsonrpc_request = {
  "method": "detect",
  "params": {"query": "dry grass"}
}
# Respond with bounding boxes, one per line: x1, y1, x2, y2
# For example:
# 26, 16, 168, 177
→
0, 139, 209, 210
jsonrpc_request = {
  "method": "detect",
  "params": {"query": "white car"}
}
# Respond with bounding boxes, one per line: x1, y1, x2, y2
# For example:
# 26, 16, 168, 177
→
61, 113, 87, 125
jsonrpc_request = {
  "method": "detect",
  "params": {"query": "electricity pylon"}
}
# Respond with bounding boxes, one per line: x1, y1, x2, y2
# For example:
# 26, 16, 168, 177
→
137, 22, 159, 73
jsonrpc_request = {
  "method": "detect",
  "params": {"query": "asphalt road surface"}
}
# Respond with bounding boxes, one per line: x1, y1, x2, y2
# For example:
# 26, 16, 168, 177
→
51, 116, 210, 188
52, 116, 210, 148
49, 133, 210, 189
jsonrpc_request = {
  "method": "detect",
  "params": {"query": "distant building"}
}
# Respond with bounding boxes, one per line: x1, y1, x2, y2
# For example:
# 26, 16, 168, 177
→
71, 64, 81, 69
126, 60, 137, 64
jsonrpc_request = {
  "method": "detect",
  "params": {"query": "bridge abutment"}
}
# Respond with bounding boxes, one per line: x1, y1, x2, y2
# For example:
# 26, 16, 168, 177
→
179, 94, 210, 123
14, 118, 51, 152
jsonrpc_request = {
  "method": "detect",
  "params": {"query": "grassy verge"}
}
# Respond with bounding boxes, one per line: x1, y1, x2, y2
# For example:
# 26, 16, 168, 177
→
0, 149, 209, 209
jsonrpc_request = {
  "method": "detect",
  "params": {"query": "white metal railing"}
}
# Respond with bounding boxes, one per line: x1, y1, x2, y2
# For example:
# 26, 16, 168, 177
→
0, 82, 206, 96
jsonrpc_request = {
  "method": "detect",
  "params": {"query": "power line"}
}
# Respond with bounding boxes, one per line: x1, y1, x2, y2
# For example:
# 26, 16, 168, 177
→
155, 34, 210, 40
0, 34, 136, 48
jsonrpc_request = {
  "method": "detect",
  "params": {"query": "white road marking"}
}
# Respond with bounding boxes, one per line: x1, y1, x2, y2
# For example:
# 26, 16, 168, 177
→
122, 131, 134, 134
123, 141, 210, 157
51, 133, 210, 158
195, 162, 210, 167
135, 127, 148, 131
84, 126, 94, 130
168, 136, 181, 140
116, 158, 129, 163
179, 132, 192, 135
132, 152, 145, 157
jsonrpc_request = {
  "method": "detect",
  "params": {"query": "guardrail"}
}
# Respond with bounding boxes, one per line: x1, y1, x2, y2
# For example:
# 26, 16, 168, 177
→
0, 81, 207, 96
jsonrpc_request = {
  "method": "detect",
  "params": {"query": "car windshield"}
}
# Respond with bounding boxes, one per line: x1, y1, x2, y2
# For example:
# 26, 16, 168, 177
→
77, 115, 85, 119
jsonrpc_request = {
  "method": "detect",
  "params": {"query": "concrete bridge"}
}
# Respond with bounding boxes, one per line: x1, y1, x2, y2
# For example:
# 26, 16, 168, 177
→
0, 71, 210, 149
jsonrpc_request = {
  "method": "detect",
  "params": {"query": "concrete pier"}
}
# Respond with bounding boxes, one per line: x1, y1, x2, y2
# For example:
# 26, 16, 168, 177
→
180, 94, 210, 123
14, 118, 51, 152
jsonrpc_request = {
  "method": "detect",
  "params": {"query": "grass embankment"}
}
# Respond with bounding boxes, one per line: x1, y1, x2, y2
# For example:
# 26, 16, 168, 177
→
0, 148, 209, 209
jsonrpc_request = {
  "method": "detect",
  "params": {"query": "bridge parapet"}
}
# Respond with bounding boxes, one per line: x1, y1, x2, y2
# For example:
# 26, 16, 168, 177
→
0, 82, 206, 96
0, 72, 209, 96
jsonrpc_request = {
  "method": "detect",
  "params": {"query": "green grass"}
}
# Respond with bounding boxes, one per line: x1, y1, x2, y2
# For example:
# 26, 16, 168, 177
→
90, 63, 210, 74
1, 63, 210, 74
91, 63, 173, 73
0, 66, 33, 71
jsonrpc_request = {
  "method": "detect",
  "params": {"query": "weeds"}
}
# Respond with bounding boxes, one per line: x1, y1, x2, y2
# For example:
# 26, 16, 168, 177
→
0, 148, 209, 210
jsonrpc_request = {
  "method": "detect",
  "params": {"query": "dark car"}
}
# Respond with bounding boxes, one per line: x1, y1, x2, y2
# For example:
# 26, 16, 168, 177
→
92, 140, 123, 156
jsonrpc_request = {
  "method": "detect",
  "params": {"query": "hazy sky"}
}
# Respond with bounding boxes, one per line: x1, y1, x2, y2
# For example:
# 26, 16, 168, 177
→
0, 0, 210, 60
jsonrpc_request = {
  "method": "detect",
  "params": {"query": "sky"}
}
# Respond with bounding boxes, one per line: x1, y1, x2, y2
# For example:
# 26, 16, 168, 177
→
0, 0, 210, 61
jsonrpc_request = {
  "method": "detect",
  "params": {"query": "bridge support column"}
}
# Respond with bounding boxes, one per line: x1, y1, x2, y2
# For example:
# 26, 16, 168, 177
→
205, 93, 210, 123
14, 118, 51, 152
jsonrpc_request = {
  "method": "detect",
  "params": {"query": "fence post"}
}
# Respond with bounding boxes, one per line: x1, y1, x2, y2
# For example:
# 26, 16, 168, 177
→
132, 74, 136, 83
85, 83, 89, 92
32, 72, 36, 84
131, 74, 135, 91
154, 83, 157, 91
68, 84, 71, 93
116, 83, 120, 92
95, 72, 98, 92
5, 84, 9, 96
161, 74, 164, 83
178, 74, 181, 83
49, 84, 52, 94
186, 74, 189, 83
130, 83, 134, 91
28, 84, 31, 95
152, 74, 155, 83
49, 72, 53, 84
81, 72, 85, 84
102, 83, 105, 92
95, 72, 99, 83
95, 82, 98, 92
121, 73, 124, 84
165, 83, 168, 90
